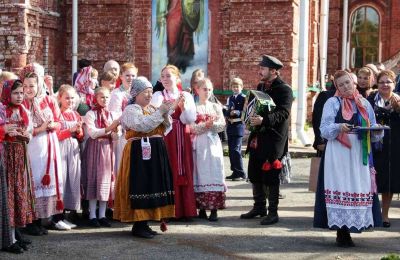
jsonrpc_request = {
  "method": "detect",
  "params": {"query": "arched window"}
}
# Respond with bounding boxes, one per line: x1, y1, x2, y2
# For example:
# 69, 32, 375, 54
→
350, 6, 380, 68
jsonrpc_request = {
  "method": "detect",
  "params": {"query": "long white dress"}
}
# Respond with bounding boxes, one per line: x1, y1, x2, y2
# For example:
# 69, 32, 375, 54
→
27, 96, 64, 218
320, 97, 383, 231
191, 101, 227, 209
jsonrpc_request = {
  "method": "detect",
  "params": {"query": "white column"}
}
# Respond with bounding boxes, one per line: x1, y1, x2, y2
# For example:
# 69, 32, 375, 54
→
296, 0, 311, 146
72, 0, 78, 82
319, 0, 329, 90
341, 0, 349, 69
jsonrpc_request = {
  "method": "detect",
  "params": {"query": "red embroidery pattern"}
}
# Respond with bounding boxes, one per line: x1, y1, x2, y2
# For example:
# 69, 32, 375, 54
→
324, 189, 373, 207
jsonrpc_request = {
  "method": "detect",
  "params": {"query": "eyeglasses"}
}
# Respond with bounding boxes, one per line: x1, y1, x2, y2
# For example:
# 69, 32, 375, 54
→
378, 81, 394, 85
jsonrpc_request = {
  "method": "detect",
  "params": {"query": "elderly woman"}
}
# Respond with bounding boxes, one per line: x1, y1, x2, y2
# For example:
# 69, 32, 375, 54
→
314, 70, 383, 247
367, 70, 400, 228
114, 77, 178, 239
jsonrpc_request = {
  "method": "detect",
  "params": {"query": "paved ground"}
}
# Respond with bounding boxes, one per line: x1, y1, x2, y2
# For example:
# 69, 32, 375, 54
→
4, 157, 400, 260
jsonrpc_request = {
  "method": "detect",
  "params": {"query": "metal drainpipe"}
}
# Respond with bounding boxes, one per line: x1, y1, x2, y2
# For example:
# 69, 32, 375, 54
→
341, 0, 348, 69
319, 0, 329, 90
297, 0, 311, 146
72, 0, 78, 82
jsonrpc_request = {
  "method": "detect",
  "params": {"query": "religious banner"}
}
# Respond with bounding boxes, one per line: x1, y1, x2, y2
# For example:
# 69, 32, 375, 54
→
152, 0, 209, 88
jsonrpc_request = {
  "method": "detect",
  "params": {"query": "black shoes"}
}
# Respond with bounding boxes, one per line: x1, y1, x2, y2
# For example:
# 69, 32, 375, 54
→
89, 218, 101, 228
383, 221, 391, 228
226, 175, 245, 181
131, 222, 155, 239
145, 225, 158, 236
208, 210, 218, 222
24, 222, 46, 236
260, 214, 279, 225
198, 209, 208, 219
240, 208, 267, 219
98, 218, 112, 227
336, 229, 355, 247
2, 243, 24, 254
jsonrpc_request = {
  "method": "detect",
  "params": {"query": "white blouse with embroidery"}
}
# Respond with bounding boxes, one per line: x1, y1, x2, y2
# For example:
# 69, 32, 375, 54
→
121, 104, 171, 133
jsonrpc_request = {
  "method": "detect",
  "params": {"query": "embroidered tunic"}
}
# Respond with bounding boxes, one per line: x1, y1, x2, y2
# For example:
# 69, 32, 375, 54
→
318, 97, 383, 231
191, 102, 227, 210
82, 109, 116, 201
114, 104, 175, 222
57, 110, 84, 210
25, 96, 64, 218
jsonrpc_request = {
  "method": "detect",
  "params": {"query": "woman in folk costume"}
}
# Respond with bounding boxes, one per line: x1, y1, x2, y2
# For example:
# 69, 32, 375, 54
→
1, 80, 35, 253
114, 77, 176, 239
150, 64, 197, 220
313, 70, 383, 247
56, 85, 84, 229
108, 63, 138, 177
0, 102, 14, 253
191, 78, 227, 221
21, 66, 64, 236
367, 70, 400, 228
82, 87, 120, 228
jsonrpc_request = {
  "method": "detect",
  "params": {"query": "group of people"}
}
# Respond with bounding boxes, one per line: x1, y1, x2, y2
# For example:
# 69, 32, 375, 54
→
2, 53, 285, 254
313, 62, 400, 247
5, 51, 396, 255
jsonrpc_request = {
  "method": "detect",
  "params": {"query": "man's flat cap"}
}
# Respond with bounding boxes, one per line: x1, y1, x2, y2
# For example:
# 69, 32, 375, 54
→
259, 55, 283, 70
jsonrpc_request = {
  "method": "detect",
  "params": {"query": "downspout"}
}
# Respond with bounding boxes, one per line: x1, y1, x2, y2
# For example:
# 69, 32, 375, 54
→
297, 0, 311, 146
341, 0, 348, 69
72, 0, 78, 82
319, 0, 329, 89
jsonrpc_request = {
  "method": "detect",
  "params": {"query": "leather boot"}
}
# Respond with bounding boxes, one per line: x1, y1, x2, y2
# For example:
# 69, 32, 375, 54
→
131, 221, 154, 239
260, 185, 279, 225
240, 183, 267, 219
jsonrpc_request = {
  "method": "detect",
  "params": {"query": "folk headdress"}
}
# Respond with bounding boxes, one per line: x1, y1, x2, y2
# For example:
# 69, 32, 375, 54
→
1, 80, 30, 128
19, 63, 46, 99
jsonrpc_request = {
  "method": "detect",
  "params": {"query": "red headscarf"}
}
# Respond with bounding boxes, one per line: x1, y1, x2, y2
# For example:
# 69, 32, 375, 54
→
1, 80, 30, 128
91, 93, 109, 129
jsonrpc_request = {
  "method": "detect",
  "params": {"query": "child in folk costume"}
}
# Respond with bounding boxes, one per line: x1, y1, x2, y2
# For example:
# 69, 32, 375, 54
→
74, 66, 98, 116
82, 87, 120, 228
114, 77, 176, 239
1, 80, 35, 253
150, 65, 197, 220
108, 63, 138, 177
56, 85, 84, 228
191, 78, 227, 221
21, 67, 64, 235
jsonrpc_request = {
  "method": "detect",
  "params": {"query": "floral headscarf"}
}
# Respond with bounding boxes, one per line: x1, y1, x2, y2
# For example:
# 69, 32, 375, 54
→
1, 80, 30, 127
19, 63, 46, 100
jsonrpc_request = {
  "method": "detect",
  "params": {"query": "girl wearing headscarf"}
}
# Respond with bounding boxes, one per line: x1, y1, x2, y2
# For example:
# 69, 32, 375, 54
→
82, 87, 119, 228
114, 77, 176, 239
313, 70, 383, 247
1, 80, 36, 253
22, 67, 64, 235
74, 66, 98, 116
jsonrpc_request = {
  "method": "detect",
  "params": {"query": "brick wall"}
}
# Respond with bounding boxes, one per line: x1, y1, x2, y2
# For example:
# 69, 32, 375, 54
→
0, 0, 62, 82
327, 0, 400, 74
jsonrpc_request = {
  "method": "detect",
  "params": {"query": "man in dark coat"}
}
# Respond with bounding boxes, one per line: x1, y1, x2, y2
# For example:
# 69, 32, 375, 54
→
240, 55, 293, 225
